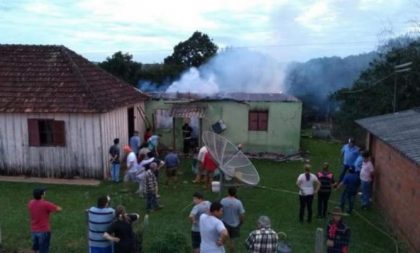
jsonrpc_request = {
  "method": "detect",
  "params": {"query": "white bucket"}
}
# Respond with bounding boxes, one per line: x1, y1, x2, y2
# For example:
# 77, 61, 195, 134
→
211, 181, 221, 193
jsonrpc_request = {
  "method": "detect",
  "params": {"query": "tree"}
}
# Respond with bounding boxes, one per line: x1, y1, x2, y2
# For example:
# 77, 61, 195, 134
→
98, 51, 142, 85
164, 31, 218, 68
330, 37, 420, 139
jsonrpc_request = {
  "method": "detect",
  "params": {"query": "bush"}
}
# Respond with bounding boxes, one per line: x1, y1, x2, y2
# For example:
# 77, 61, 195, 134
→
149, 230, 190, 253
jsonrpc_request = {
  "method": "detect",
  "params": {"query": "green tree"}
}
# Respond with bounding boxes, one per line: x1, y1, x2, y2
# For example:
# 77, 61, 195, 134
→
331, 37, 420, 139
164, 31, 218, 68
98, 51, 142, 85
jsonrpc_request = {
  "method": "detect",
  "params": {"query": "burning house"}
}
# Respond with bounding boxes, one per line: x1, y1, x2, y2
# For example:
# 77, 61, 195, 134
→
145, 92, 302, 155
0, 45, 148, 178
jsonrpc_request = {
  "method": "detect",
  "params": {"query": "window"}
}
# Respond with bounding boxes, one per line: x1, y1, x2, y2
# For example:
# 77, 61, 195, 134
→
248, 111, 268, 131
28, 119, 66, 146
155, 109, 173, 129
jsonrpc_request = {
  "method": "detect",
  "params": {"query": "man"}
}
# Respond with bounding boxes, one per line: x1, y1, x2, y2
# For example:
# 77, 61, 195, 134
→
340, 138, 359, 182
182, 122, 193, 156
316, 162, 335, 218
88, 196, 115, 253
129, 131, 141, 156
189, 192, 211, 253
326, 207, 350, 253
109, 138, 120, 183
221, 187, 245, 253
123, 145, 138, 183
200, 201, 229, 253
164, 149, 180, 186
245, 216, 278, 253
193, 145, 208, 183
28, 188, 62, 253
360, 151, 374, 209
336, 167, 358, 214
145, 162, 163, 212
147, 134, 161, 157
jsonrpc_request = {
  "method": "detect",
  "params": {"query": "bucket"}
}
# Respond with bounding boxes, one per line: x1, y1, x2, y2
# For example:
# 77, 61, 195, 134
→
211, 181, 221, 192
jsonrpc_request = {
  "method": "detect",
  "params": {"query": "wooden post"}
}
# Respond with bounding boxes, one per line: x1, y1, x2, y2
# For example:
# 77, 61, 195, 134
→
315, 227, 324, 253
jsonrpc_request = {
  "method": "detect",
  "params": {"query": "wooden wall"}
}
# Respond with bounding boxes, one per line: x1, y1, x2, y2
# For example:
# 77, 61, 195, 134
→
0, 102, 145, 179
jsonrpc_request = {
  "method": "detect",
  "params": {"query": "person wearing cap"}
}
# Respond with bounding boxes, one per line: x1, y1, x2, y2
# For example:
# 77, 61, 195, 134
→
28, 188, 62, 253
336, 167, 358, 214
199, 201, 229, 253
87, 196, 115, 253
221, 187, 245, 253
296, 164, 321, 223
245, 216, 278, 253
109, 138, 121, 183
339, 138, 359, 182
189, 192, 211, 253
326, 207, 350, 253
316, 162, 335, 218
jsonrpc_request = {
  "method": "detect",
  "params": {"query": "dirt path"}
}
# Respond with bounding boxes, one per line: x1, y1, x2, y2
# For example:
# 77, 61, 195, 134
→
0, 176, 100, 186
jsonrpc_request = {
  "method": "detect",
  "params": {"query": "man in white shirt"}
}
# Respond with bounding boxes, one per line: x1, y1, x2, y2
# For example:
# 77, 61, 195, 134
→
360, 151, 374, 209
200, 201, 229, 253
123, 145, 138, 183
193, 146, 208, 183
296, 164, 320, 223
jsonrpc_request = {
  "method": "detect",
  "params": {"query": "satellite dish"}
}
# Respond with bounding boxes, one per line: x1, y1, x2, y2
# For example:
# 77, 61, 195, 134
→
202, 131, 260, 186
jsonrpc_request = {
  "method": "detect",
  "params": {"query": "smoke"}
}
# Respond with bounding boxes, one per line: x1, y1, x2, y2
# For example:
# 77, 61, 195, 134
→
140, 48, 285, 94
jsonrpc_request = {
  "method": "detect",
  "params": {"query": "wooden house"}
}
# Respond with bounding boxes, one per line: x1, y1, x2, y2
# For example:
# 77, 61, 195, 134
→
0, 45, 148, 179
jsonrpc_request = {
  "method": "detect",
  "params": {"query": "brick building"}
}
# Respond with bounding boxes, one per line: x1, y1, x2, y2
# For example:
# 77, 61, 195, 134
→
357, 109, 420, 253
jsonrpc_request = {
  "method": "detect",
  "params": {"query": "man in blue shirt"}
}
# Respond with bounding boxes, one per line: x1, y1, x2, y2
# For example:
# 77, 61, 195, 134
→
340, 138, 359, 182
129, 131, 141, 156
88, 196, 115, 253
336, 168, 358, 214
164, 149, 180, 186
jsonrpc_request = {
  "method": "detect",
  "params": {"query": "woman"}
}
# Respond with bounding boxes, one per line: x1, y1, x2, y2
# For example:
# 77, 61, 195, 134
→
296, 164, 320, 223
104, 206, 140, 253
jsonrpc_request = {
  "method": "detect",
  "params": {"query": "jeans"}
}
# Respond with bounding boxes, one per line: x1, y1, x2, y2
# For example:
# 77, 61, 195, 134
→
339, 165, 350, 182
340, 189, 355, 214
299, 194, 314, 222
89, 246, 112, 253
146, 192, 159, 211
361, 180, 372, 207
32, 232, 51, 253
317, 192, 331, 217
111, 163, 120, 182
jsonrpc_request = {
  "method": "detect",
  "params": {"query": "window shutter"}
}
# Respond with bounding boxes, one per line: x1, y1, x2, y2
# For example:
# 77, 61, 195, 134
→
259, 112, 268, 131
28, 119, 40, 146
249, 112, 258, 130
53, 120, 66, 146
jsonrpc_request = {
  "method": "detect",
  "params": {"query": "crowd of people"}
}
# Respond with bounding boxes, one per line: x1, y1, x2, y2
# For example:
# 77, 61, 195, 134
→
27, 133, 374, 253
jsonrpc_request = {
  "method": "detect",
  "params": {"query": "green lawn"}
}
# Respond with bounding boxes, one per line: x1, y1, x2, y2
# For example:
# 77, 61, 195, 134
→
0, 138, 408, 252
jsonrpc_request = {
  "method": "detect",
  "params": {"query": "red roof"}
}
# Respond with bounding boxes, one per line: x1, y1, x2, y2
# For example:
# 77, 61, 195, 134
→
0, 45, 148, 113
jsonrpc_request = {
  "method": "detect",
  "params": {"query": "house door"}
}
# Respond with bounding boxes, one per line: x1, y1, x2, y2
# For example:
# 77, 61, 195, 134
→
127, 107, 135, 140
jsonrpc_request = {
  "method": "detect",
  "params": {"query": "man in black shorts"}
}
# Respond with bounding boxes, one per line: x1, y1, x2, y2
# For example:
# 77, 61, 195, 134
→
189, 192, 211, 253
221, 187, 245, 253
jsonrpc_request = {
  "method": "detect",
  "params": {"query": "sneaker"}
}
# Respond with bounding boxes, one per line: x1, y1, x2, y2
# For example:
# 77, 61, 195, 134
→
156, 194, 161, 198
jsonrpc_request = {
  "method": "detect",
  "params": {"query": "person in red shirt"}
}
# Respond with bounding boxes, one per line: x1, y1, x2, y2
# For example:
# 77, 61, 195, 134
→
202, 152, 218, 189
28, 188, 62, 253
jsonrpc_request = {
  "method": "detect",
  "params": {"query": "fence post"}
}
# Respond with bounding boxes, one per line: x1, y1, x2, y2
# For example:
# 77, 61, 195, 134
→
315, 227, 324, 253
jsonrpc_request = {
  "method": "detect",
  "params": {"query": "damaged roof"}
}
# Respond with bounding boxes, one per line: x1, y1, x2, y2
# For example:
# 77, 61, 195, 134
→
356, 108, 420, 165
0, 44, 148, 113
147, 92, 299, 102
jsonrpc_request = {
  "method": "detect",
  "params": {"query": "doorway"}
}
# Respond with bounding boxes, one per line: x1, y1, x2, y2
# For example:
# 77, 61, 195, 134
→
127, 107, 135, 140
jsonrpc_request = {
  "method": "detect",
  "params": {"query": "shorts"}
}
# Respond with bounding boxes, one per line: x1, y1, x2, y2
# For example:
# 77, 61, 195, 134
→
224, 223, 240, 238
32, 232, 51, 253
166, 167, 178, 177
191, 231, 201, 249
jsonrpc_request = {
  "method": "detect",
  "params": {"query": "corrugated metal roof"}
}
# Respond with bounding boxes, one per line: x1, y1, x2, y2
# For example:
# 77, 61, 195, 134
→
356, 109, 420, 165
170, 106, 206, 118
148, 92, 299, 102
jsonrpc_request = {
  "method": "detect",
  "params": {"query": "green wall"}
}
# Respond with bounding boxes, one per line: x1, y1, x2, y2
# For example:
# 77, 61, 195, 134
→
145, 99, 302, 154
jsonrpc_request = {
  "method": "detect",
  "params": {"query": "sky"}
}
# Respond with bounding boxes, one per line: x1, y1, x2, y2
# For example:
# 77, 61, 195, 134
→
1, 0, 419, 63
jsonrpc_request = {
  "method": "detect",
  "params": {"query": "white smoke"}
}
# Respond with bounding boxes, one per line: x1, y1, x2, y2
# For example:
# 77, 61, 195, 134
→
166, 48, 285, 94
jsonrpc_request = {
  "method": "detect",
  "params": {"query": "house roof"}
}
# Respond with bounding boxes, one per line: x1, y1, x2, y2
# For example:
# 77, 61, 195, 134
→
0, 44, 148, 113
356, 109, 420, 165
170, 106, 207, 118
147, 92, 299, 102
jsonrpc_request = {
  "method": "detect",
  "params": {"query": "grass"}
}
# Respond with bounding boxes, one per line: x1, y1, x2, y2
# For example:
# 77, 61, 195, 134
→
0, 138, 408, 253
